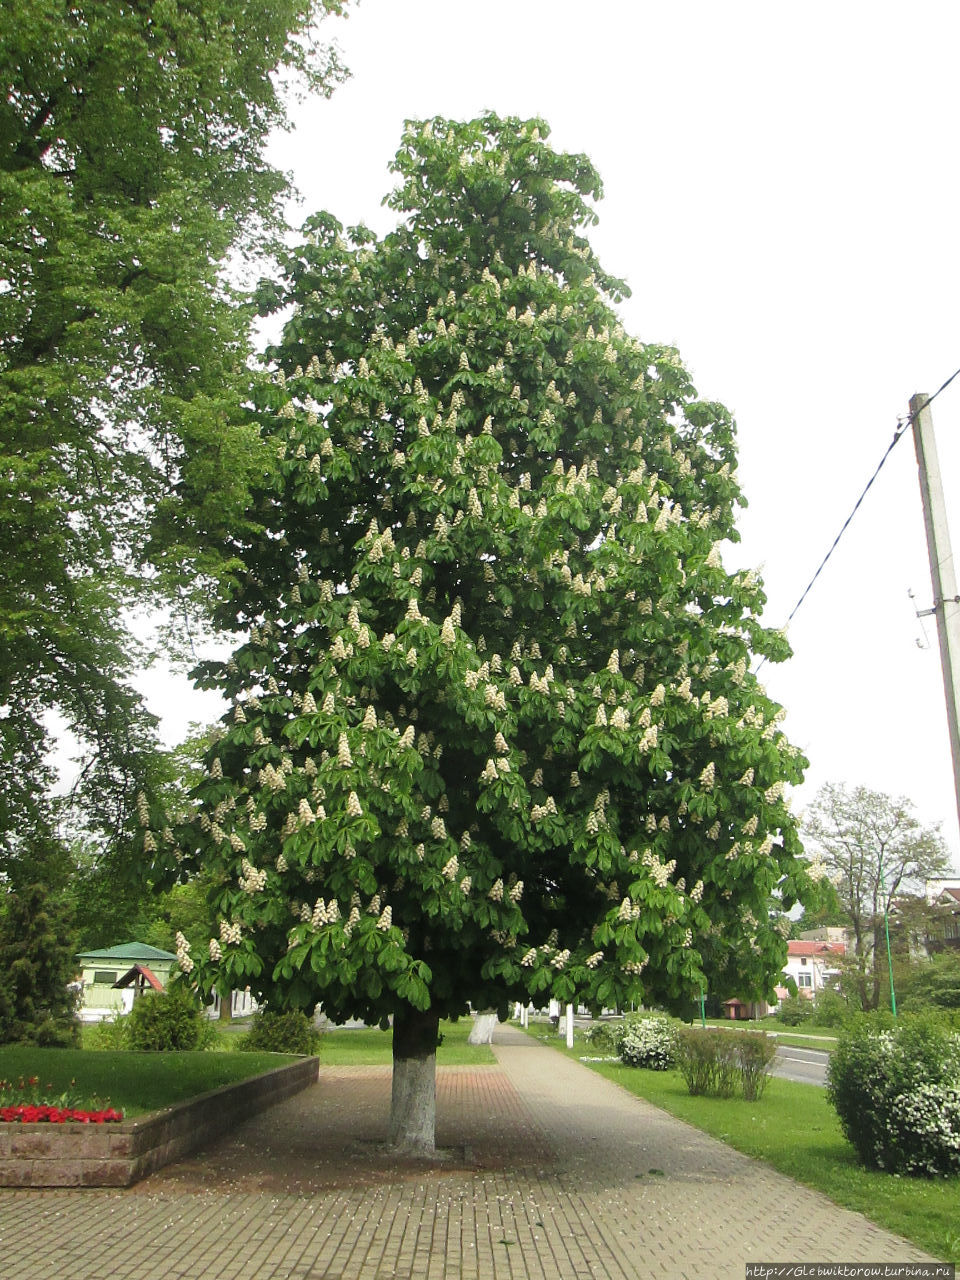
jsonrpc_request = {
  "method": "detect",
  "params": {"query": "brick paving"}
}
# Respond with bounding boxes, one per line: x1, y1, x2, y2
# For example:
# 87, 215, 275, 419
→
0, 1023, 941, 1279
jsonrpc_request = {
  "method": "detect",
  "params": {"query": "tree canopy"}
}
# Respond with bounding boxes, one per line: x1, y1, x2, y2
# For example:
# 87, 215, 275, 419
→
168, 114, 819, 1146
0, 0, 349, 874
803, 781, 953, 1009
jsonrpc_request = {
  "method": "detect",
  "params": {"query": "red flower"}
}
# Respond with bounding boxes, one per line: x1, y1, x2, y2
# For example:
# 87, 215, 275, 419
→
0, 1103, 123, 1124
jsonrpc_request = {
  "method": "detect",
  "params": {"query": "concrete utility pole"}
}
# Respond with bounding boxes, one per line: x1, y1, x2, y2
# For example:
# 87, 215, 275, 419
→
910, 393, 960, 834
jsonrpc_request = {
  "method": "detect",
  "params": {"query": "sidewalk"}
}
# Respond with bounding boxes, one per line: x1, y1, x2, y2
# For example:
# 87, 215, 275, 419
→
0, 1024, 938, 1279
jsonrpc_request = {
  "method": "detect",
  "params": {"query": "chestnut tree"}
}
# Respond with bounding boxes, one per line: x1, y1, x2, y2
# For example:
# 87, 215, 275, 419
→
167, 114, 817, 1152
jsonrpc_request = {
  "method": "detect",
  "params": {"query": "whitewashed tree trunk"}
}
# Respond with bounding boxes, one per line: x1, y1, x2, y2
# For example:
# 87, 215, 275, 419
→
468, 1011, 498, 1044
389, 1007, 440, 1154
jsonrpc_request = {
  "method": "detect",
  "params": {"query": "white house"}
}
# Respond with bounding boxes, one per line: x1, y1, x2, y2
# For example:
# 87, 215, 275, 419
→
779, 939, 845, 1000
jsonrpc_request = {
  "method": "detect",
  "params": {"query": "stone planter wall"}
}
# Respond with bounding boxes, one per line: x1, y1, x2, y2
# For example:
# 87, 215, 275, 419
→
0, 1056, 319, 1188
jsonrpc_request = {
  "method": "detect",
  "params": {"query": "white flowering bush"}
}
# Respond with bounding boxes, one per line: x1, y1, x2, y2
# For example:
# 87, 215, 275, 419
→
827, 1016, 960, 1176
163, 112, 820, 1148
619, 1015, 676, 1069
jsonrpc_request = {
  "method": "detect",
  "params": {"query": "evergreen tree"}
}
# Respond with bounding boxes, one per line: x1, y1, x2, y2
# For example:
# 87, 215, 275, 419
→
172, 115, 817, 1151
0, 838, 79, 1046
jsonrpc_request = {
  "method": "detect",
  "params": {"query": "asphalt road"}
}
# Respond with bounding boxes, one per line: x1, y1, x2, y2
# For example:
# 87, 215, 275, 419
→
771, 1044, 830, 1087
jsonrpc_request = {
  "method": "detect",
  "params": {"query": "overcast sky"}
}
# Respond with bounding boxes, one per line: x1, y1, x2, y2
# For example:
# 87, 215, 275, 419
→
144, 0, 960, 861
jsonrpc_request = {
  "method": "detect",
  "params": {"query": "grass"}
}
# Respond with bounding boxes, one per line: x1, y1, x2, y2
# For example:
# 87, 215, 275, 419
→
5, 1017, 494, 1118
700, 1018, 839, 1053
533, 1025, 960, 1264
0, 1046, 300, 1118
317, 1018, 497, 1066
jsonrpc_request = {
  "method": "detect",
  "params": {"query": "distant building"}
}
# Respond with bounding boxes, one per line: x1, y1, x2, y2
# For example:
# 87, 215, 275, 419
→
781, 938, 845, 1000
924, 878, 960, 952
76, 942, 177, 1022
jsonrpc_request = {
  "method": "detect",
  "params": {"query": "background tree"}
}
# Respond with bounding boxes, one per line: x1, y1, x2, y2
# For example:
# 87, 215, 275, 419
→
898, 949, 960, 1012
169, 114, 818, 1153
803, 782, 953, 1010
0, 831, 79, 1046
0, 0, 349, 873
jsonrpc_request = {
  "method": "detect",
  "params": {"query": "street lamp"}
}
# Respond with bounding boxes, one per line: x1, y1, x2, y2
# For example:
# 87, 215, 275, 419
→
878, 863, 898, 1018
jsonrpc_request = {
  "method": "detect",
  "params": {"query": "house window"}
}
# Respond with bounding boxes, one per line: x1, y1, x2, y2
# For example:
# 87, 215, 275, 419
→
797, 972, 813, 989
93, 970, 118, 985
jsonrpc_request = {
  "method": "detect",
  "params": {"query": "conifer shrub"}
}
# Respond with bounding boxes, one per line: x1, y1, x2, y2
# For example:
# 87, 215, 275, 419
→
236, 1009, 321, 1055
827, 1014, 960, 1175
124, 987, 212, 1051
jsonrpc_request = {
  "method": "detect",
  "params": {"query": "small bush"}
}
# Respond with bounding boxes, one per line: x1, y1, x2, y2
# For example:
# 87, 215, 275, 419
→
674, 1027, 775, 1099
827, 1014, 960, 1176
618, 1015, 675, 1069
584, 1020, 623, 1055
737, 1032, 777, 1100
674, 1025, 723, 1095
236, 1009, 321, 1055
125, 987, 211, 1052
812, 986, 850, 1028
777, 994, 815, 1026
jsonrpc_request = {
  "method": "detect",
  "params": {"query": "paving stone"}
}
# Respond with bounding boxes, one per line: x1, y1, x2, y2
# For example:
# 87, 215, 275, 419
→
0, 1024, 942, 1279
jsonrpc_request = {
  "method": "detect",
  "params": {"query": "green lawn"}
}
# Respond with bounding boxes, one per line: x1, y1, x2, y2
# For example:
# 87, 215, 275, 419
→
317, 1018, 496, 1066
0, 1046, 300, 1117
533, 1027, 960, 1264
700, 1018, 839, 1053
2, 1019, 494, 1118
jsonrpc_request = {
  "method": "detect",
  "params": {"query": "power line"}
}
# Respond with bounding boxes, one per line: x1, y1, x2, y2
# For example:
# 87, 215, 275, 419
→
755, 365, 960, 671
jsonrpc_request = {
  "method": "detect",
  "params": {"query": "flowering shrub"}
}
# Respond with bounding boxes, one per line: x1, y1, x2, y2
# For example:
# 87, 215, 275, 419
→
827, 1015, 960, 1176
618, 1015, 676, 1069
0, 1075, 122, 1124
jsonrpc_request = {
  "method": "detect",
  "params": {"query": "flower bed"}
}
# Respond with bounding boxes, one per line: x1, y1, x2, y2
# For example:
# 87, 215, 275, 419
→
2, 1104, 123, 1124
0, 1073, 122, 1125
0, 1056, 318, 1187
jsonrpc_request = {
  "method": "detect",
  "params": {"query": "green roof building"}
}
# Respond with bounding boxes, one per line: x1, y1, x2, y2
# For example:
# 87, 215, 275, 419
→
76, 942, 177, 1021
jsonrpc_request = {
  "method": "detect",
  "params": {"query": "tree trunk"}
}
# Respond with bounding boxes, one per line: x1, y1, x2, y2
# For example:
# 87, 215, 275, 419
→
468, 1010, 498, 1044
219, 991, 233, 1023
389, 1006, 440, 1155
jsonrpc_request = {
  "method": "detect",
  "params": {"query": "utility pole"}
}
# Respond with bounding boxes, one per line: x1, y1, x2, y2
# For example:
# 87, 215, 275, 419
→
910, 393, 960, 835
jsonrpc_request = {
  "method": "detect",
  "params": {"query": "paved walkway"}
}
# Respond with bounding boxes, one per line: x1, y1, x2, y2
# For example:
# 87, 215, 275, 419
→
0, 1025, 939, 1279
